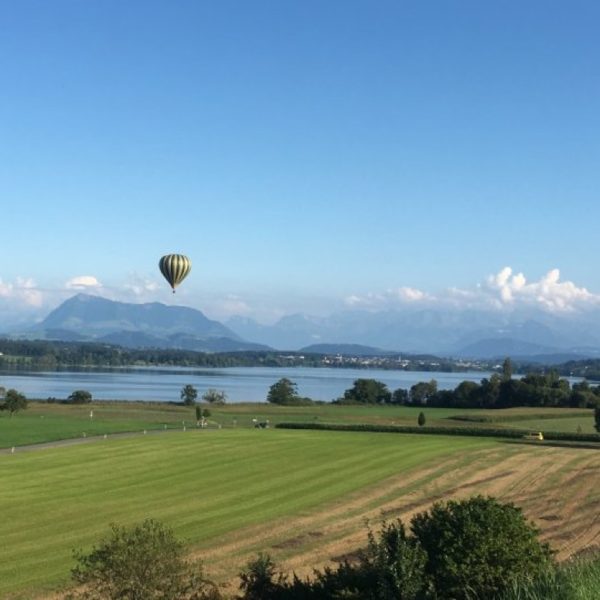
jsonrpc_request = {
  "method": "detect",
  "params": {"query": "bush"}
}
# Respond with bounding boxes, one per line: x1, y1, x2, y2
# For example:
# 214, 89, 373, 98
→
202, 389, 227, 404
68, 390, 92, 404
237, 499, 553, 599
239, 553, 287, 600
352, 519, 427, 599
238, 522, 427, 600
411, 496, 553, 599
1, 389, 27, 415
67, 519, 221, 599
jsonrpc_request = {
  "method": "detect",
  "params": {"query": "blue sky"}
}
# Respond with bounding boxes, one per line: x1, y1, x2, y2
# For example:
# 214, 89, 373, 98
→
2, 1, 599, 323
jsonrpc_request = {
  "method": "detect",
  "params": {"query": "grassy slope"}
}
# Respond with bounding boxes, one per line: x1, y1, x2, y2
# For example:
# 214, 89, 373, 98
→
0, 429, 492, 598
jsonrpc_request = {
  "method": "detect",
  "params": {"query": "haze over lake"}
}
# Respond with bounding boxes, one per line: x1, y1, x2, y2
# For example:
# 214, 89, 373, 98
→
0, 367, 499, 403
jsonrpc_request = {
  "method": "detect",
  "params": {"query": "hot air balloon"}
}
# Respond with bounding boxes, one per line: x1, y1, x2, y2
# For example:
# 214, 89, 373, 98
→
159, 254, 191, 293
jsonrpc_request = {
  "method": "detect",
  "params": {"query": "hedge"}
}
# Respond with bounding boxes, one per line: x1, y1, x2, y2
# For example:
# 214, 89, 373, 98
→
275, 422, 600, 443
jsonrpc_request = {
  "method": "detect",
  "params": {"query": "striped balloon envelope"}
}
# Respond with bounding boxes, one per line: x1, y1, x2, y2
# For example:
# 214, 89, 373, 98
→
159, 254, 191, 293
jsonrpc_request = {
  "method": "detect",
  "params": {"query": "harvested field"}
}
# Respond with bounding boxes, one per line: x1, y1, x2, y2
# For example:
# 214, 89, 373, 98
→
194, 441, 600, 591
2, 429, 598, 599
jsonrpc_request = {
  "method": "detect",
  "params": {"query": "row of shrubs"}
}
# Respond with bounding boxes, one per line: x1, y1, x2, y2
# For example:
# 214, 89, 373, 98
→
275, 421, 600, 443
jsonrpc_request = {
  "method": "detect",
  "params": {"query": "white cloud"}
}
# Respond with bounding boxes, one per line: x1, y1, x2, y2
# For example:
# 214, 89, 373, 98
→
346, 267, 600, 313
345, 287, 433, 309
122, 275, 160, 297
65, 275, 102, 289
483, 267, 596, 312
0, 276, 44, 307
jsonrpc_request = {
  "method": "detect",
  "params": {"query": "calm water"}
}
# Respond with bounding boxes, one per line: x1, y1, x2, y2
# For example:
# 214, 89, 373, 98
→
0, 367, 496, 403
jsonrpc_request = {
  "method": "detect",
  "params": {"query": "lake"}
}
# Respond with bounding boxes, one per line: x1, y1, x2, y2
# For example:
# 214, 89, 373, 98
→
0, 366, 496, 403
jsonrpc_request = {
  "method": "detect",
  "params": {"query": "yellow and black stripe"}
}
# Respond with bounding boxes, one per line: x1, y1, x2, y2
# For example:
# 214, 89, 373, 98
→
159, 254, 191, 292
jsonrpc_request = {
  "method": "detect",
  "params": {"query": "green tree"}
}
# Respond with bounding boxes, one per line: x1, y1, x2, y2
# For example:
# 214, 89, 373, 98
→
453, 380, 479, 408
201, 389, 227, 404
417, 412, 426, 427
68, 390, 92, 404
411, 495, 552, 600
341, 379, 392, 404
267, 378, 300, 405
392, 388, 408, 405
180, 384, 198, 406
595, 406, 600, 433
1, 389, 27, 416
409, 380, 437, 404
67, 519, 220, 600
502, 357, 513, 381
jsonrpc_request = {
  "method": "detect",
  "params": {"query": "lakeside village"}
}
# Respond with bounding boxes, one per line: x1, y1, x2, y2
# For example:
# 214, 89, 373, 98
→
277, 352, 488, 371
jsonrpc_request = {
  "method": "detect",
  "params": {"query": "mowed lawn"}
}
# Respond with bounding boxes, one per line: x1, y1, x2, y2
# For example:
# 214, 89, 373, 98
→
0, 402, 193, 447
0, 428, 493, 598
1, 402, 595, 448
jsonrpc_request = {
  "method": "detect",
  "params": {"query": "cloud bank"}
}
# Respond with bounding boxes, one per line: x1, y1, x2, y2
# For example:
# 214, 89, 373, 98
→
346, 267, 600, 313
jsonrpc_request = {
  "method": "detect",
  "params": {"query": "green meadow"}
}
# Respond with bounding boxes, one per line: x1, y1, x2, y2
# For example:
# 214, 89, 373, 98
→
0, 429, 493, 598
0, 402, 595, 448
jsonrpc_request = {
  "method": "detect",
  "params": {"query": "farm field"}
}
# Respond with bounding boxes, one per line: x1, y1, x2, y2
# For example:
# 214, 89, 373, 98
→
1, 428, 600, 599
0, 401, 595, 448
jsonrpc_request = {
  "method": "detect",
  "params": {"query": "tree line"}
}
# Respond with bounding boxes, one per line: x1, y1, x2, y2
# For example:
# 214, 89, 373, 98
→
333, 362, 600, 410
0, 339, 323, 370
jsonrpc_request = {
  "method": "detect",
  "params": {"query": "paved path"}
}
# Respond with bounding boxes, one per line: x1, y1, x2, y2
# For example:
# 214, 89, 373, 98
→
0, 426, 216, 455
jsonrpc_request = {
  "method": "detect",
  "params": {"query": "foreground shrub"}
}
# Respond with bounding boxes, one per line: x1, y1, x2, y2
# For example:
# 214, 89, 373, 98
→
238, 497, 552, 600
66, 519, 221, 599
239, 553, 288, 600
411, 496, 553, 599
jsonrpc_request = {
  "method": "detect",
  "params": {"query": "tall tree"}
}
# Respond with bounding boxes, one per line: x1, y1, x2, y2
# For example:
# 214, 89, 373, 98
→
266, 378, 300, 405
502, 357, 513, 381
180, 384, 198, 406
409, 380, 437, 405
2, 389, 27, 416
341, 379, 392, 404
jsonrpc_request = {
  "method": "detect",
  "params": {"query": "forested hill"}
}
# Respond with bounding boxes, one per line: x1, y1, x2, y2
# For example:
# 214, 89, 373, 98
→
0, 339, 315, 369
0, 339, 473, 371
554, 359, 600, 380
4, 338, 599, 375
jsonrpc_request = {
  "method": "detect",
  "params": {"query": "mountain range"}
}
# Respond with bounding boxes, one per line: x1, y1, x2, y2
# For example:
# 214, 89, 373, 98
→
22, 294, 269, 352
7, 293, 600, 360
226, 308, 600, 360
